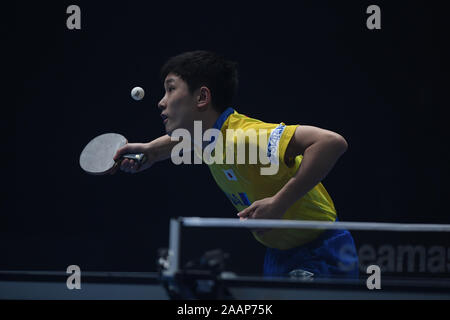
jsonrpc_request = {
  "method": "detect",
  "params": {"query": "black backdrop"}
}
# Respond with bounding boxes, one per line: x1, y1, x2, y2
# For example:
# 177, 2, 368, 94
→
5, 1, 449, 275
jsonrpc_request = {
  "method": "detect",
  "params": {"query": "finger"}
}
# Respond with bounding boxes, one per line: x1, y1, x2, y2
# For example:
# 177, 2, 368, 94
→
127, 160, 136, 173
120, 158, 128, 169
114, 143, 139, 161
131, 160, 140, 171
130, 162, 139, 173
237, 210, 248, 218
114, 145, 128, 161
237, 206, 252, 218
120, 159, 131, 171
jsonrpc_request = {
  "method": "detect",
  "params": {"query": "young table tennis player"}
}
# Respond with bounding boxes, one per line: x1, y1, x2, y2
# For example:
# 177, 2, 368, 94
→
113, 51, 359, 278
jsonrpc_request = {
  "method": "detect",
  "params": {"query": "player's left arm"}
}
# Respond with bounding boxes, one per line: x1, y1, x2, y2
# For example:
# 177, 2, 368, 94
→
238, 125, 348, 220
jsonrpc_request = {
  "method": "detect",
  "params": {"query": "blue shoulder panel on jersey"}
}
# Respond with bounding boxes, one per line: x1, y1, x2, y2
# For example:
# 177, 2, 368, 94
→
213, 107, 235, 130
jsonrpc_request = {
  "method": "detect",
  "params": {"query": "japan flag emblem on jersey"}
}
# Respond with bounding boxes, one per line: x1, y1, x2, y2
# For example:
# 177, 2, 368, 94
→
223, 169, 237, 181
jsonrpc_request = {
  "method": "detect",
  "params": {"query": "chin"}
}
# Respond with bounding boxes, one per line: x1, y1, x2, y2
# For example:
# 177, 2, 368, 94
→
165, 121, 189, 136
165, 126, 173, 136
164, 122, 177, 136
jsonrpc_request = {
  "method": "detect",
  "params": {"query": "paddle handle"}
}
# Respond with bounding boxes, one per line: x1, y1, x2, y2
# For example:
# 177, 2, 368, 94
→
121, 153, 147, 164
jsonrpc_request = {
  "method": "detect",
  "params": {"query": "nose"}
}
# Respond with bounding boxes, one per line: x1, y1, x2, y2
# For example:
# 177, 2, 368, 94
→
158, 96, 166, 111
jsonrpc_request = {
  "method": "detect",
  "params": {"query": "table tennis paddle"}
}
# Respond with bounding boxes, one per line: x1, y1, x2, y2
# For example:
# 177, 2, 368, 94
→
79, 133, 147, 175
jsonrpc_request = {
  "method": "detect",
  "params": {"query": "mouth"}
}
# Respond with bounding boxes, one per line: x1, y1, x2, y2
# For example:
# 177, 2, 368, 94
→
161, 114, 169, 124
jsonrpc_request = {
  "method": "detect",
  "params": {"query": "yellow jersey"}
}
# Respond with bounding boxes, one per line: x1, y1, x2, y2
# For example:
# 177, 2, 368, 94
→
207, 108, 337, 250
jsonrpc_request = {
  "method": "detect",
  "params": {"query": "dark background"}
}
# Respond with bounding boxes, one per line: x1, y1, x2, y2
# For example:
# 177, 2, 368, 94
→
5, 1, 449, 276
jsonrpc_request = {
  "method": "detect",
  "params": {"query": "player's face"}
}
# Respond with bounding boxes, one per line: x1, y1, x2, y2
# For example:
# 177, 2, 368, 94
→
158, 73, 197, 136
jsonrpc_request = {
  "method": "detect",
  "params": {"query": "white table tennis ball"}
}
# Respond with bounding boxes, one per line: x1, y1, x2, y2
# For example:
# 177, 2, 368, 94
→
131, 87, 145, 100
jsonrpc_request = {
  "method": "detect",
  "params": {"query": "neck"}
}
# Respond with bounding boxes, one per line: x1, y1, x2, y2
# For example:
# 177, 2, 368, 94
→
202, 109, 221, 131
193, 108, 222, 150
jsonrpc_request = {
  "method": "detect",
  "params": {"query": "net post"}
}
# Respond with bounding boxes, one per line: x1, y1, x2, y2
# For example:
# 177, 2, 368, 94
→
163, 218, 182, 277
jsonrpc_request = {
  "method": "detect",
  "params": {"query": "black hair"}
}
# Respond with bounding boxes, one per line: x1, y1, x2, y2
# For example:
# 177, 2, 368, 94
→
160, 51, 238, 112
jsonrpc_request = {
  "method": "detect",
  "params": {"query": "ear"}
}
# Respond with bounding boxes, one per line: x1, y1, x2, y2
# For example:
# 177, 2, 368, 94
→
196, 86, 212, 110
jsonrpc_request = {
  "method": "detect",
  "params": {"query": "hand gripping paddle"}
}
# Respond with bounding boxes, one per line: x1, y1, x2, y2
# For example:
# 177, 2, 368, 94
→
79, 133, 146, 175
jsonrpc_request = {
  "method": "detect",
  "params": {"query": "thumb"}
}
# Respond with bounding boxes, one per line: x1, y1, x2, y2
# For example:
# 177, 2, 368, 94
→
113, 143, 145, 160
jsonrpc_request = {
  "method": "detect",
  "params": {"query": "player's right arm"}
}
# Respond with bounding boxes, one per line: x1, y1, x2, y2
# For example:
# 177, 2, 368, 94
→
113, 134, 179, 173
